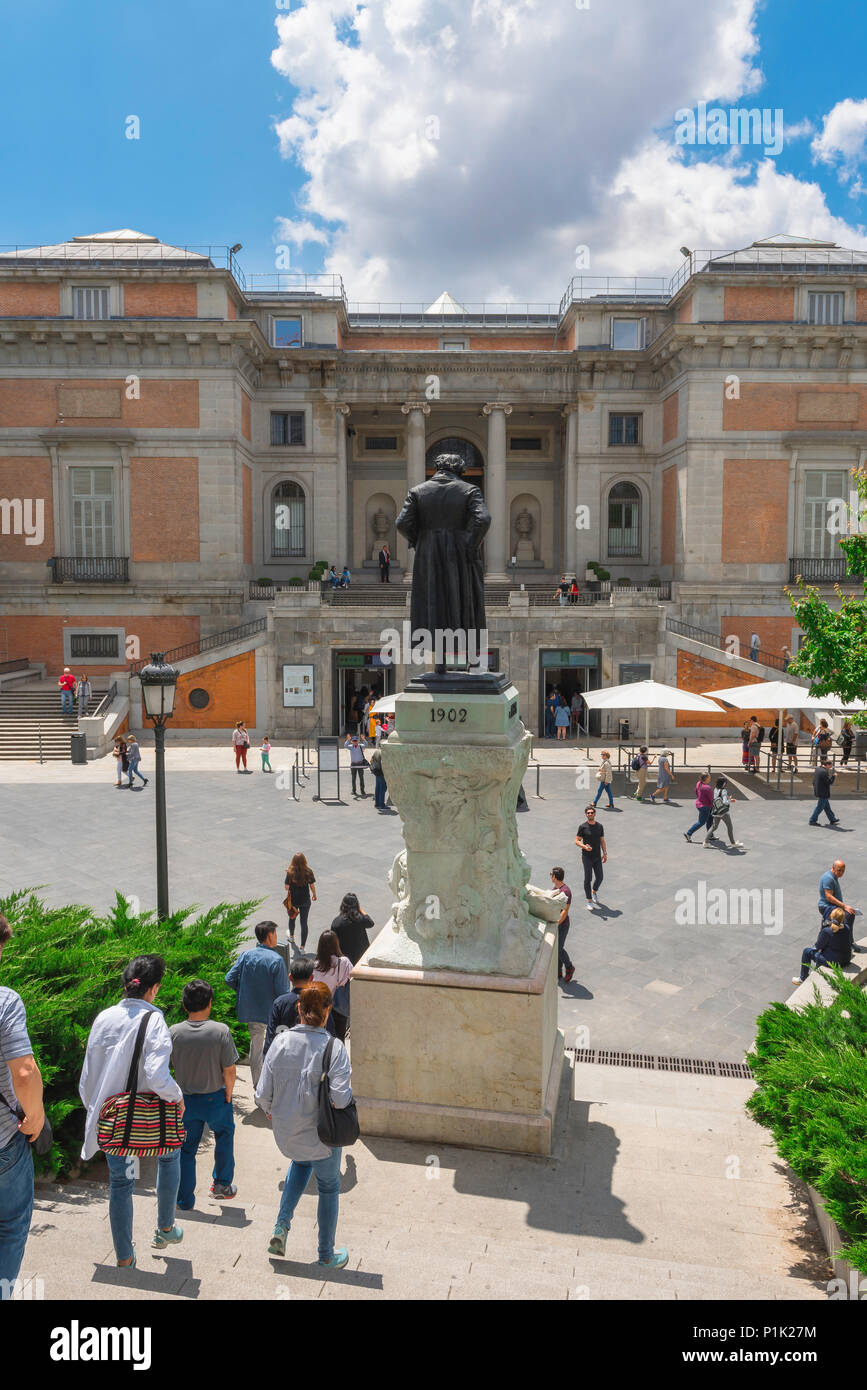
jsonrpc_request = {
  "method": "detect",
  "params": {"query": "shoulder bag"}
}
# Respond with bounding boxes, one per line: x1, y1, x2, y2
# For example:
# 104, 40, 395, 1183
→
97, 1011, 185, 1158
316, 1036, 359, 1147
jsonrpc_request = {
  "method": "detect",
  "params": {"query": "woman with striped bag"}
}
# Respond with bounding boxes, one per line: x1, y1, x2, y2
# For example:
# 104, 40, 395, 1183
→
79, 956, 185, 1268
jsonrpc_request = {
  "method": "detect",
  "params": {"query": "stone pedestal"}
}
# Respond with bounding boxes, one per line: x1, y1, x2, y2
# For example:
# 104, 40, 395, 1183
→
351, 671, 564, 1154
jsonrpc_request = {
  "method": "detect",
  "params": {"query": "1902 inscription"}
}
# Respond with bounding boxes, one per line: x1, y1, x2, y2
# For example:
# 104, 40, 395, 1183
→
430, 707, 468, 724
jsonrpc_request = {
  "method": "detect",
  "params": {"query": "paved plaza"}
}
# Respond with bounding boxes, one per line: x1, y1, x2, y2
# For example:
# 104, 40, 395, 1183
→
2, 741, 864, 1061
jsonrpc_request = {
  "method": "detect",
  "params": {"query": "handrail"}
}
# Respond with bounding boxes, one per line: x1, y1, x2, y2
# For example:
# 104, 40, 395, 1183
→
666, 617, 789, 672
91, 682, 118, 719
0, 658, 29, 674
128, 618, 267, 675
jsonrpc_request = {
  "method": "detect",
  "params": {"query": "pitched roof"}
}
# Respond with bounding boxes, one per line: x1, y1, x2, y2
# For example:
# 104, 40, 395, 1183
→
0, 230, 211, 263
425, 290, 468, 314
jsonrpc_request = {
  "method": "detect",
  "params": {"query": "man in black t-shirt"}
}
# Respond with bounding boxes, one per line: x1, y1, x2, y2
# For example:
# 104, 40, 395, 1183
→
576, 805, 607, 909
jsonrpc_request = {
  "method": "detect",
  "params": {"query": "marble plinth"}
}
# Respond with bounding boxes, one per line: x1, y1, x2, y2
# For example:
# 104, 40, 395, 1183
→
351, 921, 564, 1155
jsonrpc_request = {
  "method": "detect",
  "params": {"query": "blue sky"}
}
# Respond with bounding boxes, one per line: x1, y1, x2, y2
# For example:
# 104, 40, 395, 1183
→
1, 0, 865, 299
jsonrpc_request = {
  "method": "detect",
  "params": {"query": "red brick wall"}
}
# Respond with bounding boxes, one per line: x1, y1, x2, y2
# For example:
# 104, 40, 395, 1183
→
676, 296, 693, 324
242, 466, 252, 565
0, 283, 60, 316
0, 379, 199, 428
723, 287, 794, 321
0, 458, 54, 559
675, 650, 780, 728
662, 391, 679, 443
723, 383, 867, 432
468, 335, 555, 350
226, 296, 238, 321
1, 614, 201, 675
856, 290, 867, 322
240, 391, 251, 441
130, 457, 200, 562
123, 283, 197, 318
721, 459, 789, 563
721, 616, 795, 665
661, 464, 677, 566
342, 335, 440, 350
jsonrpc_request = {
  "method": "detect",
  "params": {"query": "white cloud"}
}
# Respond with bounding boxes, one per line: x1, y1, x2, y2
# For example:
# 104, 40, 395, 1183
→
270, 0, 867, 299
811, 98, 867, 181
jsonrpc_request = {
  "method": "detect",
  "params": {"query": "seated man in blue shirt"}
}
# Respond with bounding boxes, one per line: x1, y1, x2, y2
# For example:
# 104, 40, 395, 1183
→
817, 859, 863, 945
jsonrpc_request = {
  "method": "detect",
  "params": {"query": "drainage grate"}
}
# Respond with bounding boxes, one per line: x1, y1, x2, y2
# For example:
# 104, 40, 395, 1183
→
567, 1047, 753, 1080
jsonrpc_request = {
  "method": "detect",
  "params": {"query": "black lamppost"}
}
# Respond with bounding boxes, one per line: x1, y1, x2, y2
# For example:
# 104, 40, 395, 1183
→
139, 652, 179, 920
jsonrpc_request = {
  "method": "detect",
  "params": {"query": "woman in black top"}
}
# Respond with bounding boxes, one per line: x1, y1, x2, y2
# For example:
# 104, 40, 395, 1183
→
284, 852, 317, 951
330, 893, 373, 966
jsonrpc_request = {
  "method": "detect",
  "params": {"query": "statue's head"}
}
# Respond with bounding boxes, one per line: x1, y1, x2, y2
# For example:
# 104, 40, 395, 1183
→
433, 452, 467, 477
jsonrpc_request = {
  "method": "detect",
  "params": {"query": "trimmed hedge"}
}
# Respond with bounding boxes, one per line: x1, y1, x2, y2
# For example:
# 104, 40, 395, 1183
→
746, 970, 867, 1274
0, 889, 258, 1177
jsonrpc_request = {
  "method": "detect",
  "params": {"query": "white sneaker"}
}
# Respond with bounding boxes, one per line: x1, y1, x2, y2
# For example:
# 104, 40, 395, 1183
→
733, 841, 744, 848
592, 892, 599, 904
586, 901, 594, 911
791, 977, 802, 986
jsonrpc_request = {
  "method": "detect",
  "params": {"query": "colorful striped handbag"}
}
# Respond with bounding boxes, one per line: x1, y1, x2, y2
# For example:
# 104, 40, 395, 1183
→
97, 1011, 185, 1158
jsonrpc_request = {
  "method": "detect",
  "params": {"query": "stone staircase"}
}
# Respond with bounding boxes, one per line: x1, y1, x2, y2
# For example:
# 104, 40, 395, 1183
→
0, 684, 105, 760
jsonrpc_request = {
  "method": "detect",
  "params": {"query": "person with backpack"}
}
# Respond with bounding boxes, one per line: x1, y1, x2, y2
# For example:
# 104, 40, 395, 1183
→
256, 981, 353, 1269
684, 773, 713, 841
592, 750, 614, 808
631, 747, 654, 801
703, 777, 743, 849
79, 955, 185, 1266
312, 932, 352, 1042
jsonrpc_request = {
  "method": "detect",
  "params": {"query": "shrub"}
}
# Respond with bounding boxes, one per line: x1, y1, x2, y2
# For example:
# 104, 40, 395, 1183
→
596, 567, 611, 582
616, 577, 631, 587
0, 889, 258, 1178
746, 971, 867, 1274
287, 576, 303, 587
255, 577, 274, 586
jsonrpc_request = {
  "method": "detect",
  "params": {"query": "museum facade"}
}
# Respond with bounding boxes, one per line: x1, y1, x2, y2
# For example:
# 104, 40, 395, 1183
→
1, 229, 865, 737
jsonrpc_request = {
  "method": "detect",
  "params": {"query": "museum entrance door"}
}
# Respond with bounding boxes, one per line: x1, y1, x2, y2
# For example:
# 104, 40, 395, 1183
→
332, 650, 395, 735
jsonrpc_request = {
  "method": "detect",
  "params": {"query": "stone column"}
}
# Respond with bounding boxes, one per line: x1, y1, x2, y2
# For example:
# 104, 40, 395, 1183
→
335, 403, 350, 570
562, 404, 579, 577
482, 402, 512, 581
400, 401, 430, 581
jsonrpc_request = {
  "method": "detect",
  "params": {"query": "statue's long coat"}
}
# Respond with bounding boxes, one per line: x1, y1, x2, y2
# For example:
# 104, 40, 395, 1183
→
396, 471, 491, 636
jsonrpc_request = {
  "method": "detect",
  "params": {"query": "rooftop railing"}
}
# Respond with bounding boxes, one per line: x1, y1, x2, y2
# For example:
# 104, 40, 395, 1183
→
0, 243, 248, 290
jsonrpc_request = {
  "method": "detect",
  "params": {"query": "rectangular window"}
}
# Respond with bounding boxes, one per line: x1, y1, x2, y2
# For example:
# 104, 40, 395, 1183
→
70, 466, 114, 557
608, 414, 642, 446
608, 498, 641, 555
510, 437, 543, 450
610, 318, 645, 350
270, 411, 305, 446
69, 633, 120, 660
808, 292, 843, 326
441, 339, 467, 351
273, 317, 303, 348
363, 435, 398, 451
72, 287, 110, 320
802, 469, 848, 557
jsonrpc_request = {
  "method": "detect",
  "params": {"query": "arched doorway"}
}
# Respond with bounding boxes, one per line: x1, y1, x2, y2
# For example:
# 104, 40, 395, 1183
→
425, 437, 485, 490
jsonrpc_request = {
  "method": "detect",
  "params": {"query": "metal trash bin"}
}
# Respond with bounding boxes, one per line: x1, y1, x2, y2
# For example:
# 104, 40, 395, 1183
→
853, 730, 867, 762
70, 732, 87, 764
618, 718, 629, 741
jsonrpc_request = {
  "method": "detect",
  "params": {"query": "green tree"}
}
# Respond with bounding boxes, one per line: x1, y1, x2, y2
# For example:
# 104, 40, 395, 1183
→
785, 465, 867, 716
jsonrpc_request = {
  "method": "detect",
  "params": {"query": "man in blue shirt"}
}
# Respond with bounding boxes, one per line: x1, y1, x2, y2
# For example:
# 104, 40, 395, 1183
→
817, 859, 864, 951
225, 921, 289, 1088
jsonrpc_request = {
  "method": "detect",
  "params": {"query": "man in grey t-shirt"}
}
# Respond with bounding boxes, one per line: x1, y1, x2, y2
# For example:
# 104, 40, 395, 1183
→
0, 915, 44, 1298
171, 980, 239, 1208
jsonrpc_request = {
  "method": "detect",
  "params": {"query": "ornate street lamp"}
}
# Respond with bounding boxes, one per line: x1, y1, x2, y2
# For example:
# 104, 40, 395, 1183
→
139, 652, 179, 920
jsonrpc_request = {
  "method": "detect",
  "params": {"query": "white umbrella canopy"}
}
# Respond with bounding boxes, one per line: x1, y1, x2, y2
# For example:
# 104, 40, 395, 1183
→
582, 679, 722, 744
702, 679, 866, 788
371, 694, 396, 715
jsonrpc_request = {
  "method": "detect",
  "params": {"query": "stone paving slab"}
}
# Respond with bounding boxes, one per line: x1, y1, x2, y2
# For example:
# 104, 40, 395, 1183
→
15, 1062, 828, 1302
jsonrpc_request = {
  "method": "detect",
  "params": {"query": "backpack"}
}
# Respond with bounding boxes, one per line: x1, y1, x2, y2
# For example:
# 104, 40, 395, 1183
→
631, 755, 642, 771
711, 795, 728, 816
